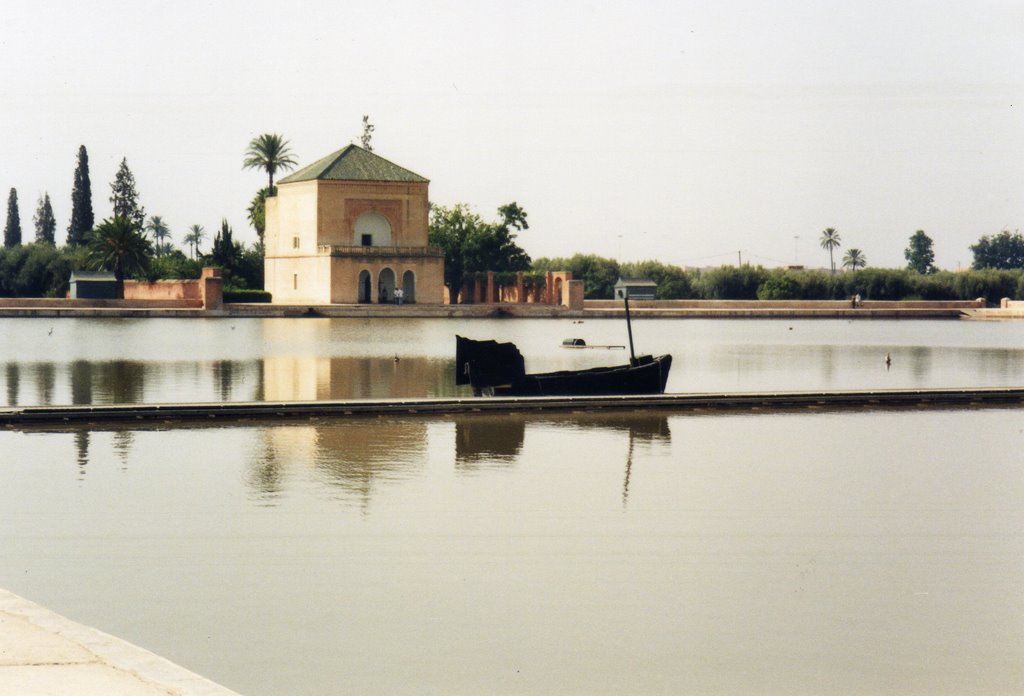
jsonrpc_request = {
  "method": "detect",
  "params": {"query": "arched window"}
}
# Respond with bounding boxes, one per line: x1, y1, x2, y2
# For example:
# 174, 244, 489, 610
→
357, 270, 372, 303
354, 212, 392, 247
378, 267, 396, 304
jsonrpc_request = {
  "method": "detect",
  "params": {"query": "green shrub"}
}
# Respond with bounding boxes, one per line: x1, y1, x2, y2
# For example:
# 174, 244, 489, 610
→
695, 265, 768, 299
224, 289, 272, 303
756, 272, 801, 300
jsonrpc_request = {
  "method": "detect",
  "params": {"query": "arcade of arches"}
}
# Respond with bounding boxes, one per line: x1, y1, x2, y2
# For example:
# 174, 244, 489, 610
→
356, 267, 417, 304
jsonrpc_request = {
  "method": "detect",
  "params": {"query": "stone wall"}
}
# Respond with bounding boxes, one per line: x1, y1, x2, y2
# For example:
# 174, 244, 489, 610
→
455, 271, 574, 306
585, 299, 986, 310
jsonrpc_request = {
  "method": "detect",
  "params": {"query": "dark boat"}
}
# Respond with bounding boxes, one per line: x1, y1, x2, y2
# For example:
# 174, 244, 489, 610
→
456, 335, 672, 396
457, 294, 671, 396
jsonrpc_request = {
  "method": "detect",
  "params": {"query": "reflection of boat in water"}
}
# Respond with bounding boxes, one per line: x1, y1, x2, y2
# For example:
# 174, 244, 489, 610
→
456, 335, 672, 396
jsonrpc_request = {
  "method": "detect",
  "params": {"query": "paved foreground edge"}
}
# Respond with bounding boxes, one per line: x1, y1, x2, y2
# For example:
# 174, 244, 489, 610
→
0, 588, 239, 695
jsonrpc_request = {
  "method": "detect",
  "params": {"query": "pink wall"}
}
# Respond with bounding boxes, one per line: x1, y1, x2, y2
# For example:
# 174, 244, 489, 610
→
119, 267, 223, 309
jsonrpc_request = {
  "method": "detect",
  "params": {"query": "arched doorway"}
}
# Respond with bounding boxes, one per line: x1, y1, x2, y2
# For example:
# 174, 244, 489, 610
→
357, 270, 371, 303
554, 277, 563, 305
378, 267, 396, 304
354, 212, 392, 247
402, 270, 416, 304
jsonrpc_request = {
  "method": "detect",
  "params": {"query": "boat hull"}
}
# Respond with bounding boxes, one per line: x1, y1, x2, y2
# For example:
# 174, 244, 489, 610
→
492, 354, 673, 396
457, 335, 671, 396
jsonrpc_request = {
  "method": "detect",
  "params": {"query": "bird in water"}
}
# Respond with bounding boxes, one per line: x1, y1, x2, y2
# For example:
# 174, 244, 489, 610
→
885, 352, 892, 368
47, 327, 53, 336
394, 354, 400, 363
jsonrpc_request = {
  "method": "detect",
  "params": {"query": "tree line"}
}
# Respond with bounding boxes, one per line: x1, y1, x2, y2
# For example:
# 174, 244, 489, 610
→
6, 129, 1024, 305
531, 254, 1024, 305
0, 144, 268, 298
428, 210, 1024, 305
533, 225, 1024, 305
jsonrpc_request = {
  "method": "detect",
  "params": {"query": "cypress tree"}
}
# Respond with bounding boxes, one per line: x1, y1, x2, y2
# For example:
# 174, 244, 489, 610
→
3, 188, 21, 248
34, 192, 57, 245
109, 157, 145, 231
67, 145, 94, 246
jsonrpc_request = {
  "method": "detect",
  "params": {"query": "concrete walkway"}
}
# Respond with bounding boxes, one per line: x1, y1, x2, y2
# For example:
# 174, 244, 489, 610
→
2, 387, 1024, 429
0, 589, 238, 695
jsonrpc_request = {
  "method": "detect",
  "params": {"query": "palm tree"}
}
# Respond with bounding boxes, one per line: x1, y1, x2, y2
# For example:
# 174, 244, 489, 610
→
144, 215, 170, 257
243, 133, 298, 192
247, 188, 270, 244
183, 224, 206, 259
842, 248, 867, 270
86, 216, 154, 297
820, 227, 842, 274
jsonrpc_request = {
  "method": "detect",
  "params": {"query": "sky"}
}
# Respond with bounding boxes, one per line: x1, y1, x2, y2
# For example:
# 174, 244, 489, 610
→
2, 0, 1022, 270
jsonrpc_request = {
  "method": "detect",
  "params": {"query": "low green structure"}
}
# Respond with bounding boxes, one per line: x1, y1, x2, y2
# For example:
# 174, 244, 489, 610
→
614, 278, 657, 300
69, 271, 117, 299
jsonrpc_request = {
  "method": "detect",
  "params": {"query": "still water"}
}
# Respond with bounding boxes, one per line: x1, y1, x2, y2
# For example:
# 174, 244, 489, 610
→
1, 318, 1023, 694
2, 316, 1024, 403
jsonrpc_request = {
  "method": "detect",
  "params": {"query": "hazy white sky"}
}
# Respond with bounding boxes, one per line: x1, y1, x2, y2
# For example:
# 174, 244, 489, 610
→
2, 0, 1022, 269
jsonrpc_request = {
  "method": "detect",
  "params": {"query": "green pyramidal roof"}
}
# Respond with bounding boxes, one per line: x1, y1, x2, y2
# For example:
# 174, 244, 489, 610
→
277, 144, 428, 185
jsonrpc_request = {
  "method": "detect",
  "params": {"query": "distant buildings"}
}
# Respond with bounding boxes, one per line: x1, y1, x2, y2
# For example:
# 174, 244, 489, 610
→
614, 278, 657, 300
69, 271, 117, 299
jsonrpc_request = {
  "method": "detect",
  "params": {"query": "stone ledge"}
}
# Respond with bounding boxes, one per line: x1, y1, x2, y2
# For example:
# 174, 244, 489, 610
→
0, 589, 238, 695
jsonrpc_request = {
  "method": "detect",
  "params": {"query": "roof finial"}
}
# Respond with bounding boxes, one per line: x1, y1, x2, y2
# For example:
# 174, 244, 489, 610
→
361, 115, 374, 152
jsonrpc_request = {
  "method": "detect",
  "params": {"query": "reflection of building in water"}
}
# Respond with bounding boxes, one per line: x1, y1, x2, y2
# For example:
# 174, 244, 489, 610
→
66, 426, 133, 474
253, 412, 668, 507
95, 361, 146, 403
33, 363, 56, 404
907, 346, 932, 379
71, 361, 93, 404
263, 355, 452, 400
257, 418, 428, 508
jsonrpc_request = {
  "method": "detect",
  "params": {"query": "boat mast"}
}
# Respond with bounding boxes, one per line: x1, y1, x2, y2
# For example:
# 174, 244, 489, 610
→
624, 293, 637, 366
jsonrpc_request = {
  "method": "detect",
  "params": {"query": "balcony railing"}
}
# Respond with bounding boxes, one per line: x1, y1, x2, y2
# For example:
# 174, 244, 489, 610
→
317, 245, 444, 258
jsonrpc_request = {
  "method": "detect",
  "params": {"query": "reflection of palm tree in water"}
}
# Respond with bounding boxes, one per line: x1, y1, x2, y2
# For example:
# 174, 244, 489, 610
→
75, 430, 89, 474
5, 363, 19, 406
214, 360, 235, 401
71, 361, 93, 405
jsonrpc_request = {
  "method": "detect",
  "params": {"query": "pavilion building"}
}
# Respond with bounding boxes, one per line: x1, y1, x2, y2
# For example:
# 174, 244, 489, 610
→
264, 144, 444, 304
